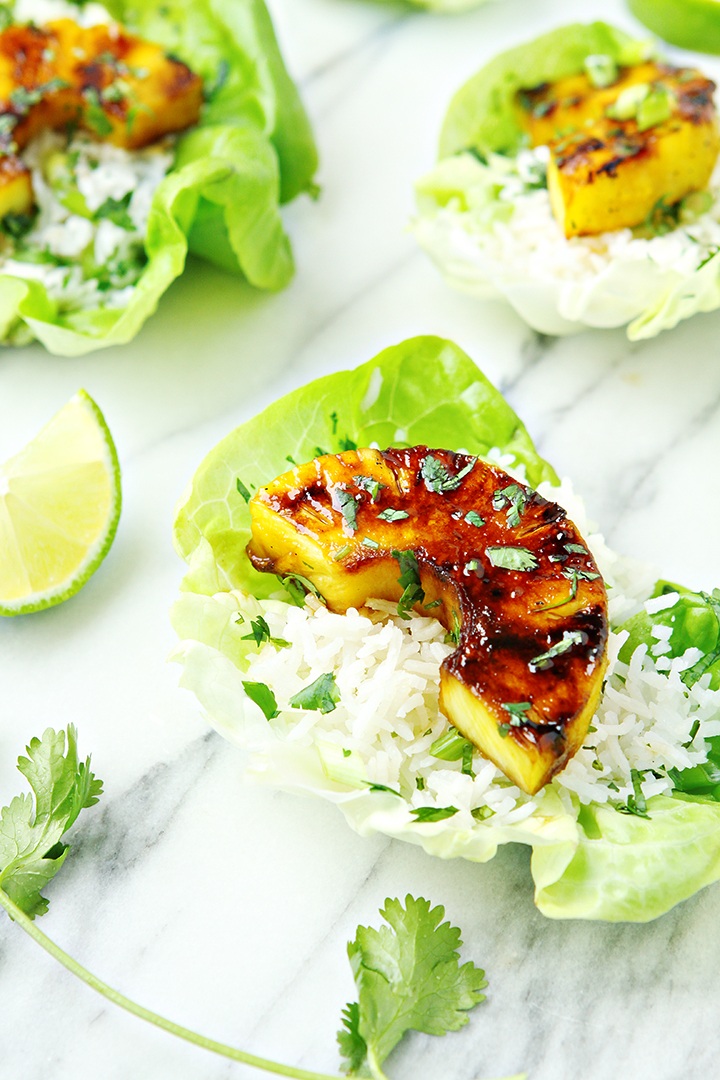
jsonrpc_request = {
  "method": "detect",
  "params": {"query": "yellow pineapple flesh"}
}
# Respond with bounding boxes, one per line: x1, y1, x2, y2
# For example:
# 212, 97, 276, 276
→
517, 62, 720, 237
247, 446, 609, 796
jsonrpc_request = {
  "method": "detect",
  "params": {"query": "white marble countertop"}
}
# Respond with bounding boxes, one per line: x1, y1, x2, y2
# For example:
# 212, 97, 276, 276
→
3, 0, 720, 1077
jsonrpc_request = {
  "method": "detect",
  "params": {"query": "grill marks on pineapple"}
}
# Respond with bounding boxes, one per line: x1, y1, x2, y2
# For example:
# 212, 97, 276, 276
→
517, 60, 720, 237
247, 447, 609, 793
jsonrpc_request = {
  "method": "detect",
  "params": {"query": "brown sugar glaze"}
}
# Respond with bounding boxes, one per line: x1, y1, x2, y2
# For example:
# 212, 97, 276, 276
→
248, 446, 608, 767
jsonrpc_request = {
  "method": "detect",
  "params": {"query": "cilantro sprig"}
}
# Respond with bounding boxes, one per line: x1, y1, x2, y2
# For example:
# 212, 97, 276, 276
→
0, 732, 524, 1080
338, 895, 488, 1077
0, 727, 102, 918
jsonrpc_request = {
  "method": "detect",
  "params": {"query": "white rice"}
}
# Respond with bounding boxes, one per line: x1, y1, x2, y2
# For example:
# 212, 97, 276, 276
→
423, 145, 720, 290
226, 478, 720, 830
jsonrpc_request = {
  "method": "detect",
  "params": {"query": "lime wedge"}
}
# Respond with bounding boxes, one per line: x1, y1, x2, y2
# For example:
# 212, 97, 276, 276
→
629, 0, 720, 54
0, 390, 121, 615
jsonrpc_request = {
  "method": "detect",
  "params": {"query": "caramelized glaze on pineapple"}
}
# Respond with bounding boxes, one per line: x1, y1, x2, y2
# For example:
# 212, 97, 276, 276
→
0, 19, 203, 218
517, 61, 720, 238
247, 447, 609, 795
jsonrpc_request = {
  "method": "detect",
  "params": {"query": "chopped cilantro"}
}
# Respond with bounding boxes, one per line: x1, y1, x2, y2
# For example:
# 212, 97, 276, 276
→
618, 769, 651, 819
235, 477, 251, 502
392, 549, 425, 619
378, 507, 409, 522
535, 569, 578, 612
339, 436, 357, 452
277, 572, 320, 607
1, 210, 35, 239
466, 559, 482, 574
336, 487, 358, 533
409, 806, 459, 823
492, 483, 529, 528
290, 672, 340, 714
486, 546, 538, 572
240, 615, 289, 649
501, 702, 532, 725
361, 537, 379, 549
564, 543, 587, 554
242, 681, 279, 720
367, 782, 401, 797
464, 510, 485, 528
356, 475, 385, 501
94, 193, 134, 230
421, 454, 476, 494
334, 544, 351, 561
83, 87, 113, 136
471, 805, 494, 821
424, 598, 442, 610
461, 741, 475, 778
416, 776, 425, 790
529, 630, 583, 671
429, 731, 468, 761
498, 723, 511, 738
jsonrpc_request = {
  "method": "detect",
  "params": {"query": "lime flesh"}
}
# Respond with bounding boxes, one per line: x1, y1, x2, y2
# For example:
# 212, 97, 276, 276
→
0, 390, 121, 615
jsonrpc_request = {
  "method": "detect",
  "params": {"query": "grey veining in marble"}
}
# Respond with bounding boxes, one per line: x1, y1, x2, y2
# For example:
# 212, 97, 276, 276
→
4, 0, 720, 1077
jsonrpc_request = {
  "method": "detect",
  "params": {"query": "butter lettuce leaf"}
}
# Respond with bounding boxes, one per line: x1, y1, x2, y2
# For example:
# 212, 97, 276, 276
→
172, 335, 557, 598
172, 336, 720, 923
3, 0, 317, 355
439, 22, 642, 160
416, 22, 720, 340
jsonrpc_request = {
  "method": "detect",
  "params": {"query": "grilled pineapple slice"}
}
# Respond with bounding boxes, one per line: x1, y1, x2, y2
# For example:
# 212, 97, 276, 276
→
518, 62, 720, 237
247, 447, 608, 796
0, 19, 203, 219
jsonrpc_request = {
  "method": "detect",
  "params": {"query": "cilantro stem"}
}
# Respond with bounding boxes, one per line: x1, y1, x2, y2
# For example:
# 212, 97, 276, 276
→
0, 888, 341, 1080
367, 1047, 391, 1080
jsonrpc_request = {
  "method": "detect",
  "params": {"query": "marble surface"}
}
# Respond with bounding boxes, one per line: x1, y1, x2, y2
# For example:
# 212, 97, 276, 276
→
3, 0, 720, 1077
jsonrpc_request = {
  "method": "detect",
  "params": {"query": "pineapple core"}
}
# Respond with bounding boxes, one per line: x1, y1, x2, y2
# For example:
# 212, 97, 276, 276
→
247, 446, 609, 796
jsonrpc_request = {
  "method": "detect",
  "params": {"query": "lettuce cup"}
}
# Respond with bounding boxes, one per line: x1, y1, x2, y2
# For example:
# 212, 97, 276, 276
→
0, 0, 317, 355
171, 336, 720, 922
413, 23, 720, 339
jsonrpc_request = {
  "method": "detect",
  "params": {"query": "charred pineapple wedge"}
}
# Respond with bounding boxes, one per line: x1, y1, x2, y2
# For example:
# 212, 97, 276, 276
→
517, 61, 720, 238
247, 446, 609, 796
0, 19, 203, 218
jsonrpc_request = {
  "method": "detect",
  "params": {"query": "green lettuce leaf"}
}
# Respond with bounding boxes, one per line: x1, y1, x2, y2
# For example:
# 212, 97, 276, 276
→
414, 21, 720, 341
439, 22, 644, 159
2, 0, 317, 355
172, 335, 557, 598
172, 336, 720, 922
532, 794, 720, 921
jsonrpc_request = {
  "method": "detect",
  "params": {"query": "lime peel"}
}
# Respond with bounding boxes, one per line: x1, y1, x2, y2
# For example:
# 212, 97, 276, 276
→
0, 390, 121, 615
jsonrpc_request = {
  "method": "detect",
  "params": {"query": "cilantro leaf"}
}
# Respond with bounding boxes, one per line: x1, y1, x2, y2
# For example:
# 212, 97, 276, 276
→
356, 475, 386, 502
377, 508, 409, 522
290, 672, 340, 714
529, 630, 583, 671
0, 727, 102, 919
336, 488, 358, 533
409, 806, 459, 823
242, 681, 280, 720
392, 549, 425, 619
338, 1003, 367, 1075
240, 615, 289, 649
464, 510, 485, 528
492, 483, 529, 528
486, 546, 538, 572
338, 895, 487, 1075
236, 477, 251, 502
420, 454, 476, 494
